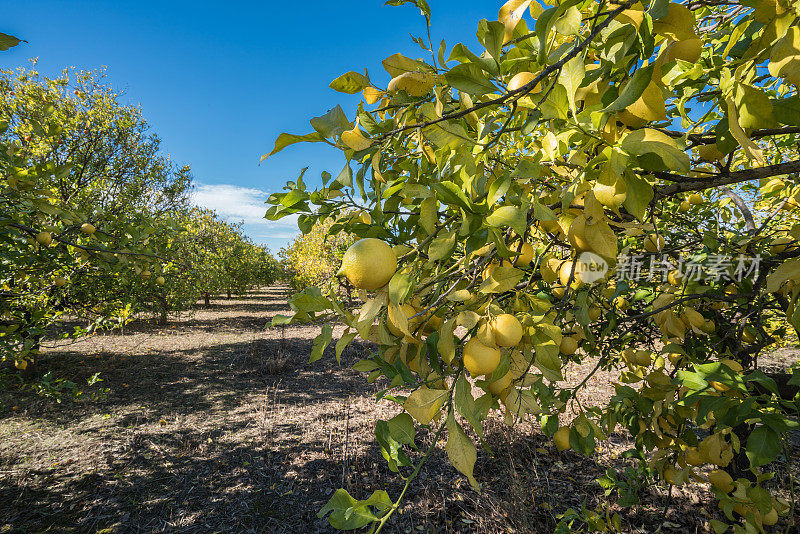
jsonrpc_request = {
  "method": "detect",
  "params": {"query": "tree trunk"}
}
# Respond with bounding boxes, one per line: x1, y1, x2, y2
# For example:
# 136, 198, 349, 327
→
156, 295, 169, 326
204, 293, 210, 306
227, 291, 231, 299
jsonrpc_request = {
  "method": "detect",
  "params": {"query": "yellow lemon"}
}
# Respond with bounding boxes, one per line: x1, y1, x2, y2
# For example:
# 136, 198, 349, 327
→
507, 71, 540, 92
554, 427, 571, 451
337, 238, 397, 290
678, 201, 692, 212
156, 276, 166, 285
141, 270, 151, 280
463, 338, 502, 376
490, 314, 523, 347
588, 306, 602, 322
510, 242, 535, 267
54, 276, 67, 287
81, 223, 96, 235
708, 469, 734, 493
762, 508, 778, 526
387, 71, 434, 97
644, 233, 665, 253
688, 193, 703, 205
487, 371, 513, 396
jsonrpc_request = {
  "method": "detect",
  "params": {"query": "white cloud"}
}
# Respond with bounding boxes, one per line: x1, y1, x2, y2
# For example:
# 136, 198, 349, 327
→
192, 183, 299, 250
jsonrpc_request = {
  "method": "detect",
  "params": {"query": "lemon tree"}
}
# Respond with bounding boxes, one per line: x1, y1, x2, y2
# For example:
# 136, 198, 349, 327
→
265, 1, 800, 531
1, 54, 279, 379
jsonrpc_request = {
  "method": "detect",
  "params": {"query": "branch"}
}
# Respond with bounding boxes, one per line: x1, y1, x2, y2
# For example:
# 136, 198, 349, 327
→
375, 0, 636, 142
720, 187, 756, 233
654, 159, 800, 199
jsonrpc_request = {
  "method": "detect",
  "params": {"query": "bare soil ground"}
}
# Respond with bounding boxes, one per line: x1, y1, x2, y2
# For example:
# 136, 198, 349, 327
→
0, 287, 797, 533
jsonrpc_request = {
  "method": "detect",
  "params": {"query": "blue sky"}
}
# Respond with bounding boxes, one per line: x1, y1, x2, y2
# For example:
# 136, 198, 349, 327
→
3, 1, 498, 252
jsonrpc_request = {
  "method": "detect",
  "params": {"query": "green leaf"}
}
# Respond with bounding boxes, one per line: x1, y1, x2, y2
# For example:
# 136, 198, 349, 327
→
428, 231, 457, 261
0, 33, 22, 51
404, 387, 447, 424
317, 488, 390, 530
445, 63, 497, 96
554, 6, 582, 36
455, 374, 483, 437
479, 265, 524, 294
433, 181, 474, 212
336, 331, 358, 364
387, 412, 416, 446
773, 96, 800, 127
309, 324, 334, 362
382, 52, 432, 77
310, 105, 351, 138
603, 65, 655, 113
746, 425, 781, 468
445, 412, 480, 489
622, 172, 654, 221
486, 205, 526, 235
477, 19, 505, 61
389, 271, 413, 304
329, 71, 369, 94
620, 128, 690, 172
261, 131, 325, 161
558, 56, 585, 115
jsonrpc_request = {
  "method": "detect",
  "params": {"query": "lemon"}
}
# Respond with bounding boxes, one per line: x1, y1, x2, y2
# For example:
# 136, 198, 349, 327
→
568, 215, 590, 251
554, 426, 571, 451
510, 242, 535, 267
762, 508, 778, 526
476, 320, 496, 346
588, 306, 602, 322
644, 233, 665, 253
487, 371, 513, 396
81, 223, 96, 235
667, 270, 684, 286
613, 296, 630, 310
507, 71, 540, 92
482, 262, 499, 281
708, 469, 734, 493
387, 71, 434, 97
678, 201, 692, 212
688, 193, 703, 205
552, 284, 566, 298
337, 238, 397, 290
559, 336, 578, 355
490, 314, 523, 347
156, 276, 166, 285
14, 359, 27, 370
36, 231, 52, 246
663, 38, 702, 63
54, 276, 67, 287
559, 260, 584, 288
463, 338, 502, 376
141, 270, 151, 280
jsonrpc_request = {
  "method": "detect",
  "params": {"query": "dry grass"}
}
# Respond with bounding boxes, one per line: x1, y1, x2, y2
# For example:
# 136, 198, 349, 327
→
0, 286, 797, 533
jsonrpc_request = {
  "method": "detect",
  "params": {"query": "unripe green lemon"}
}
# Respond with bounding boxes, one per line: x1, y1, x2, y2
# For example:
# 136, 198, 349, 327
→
36, 231, 52, 246
81, 223, 96, 235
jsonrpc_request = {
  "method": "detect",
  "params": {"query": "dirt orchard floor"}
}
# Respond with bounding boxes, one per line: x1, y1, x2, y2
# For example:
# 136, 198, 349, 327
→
0, 286, 797, 533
